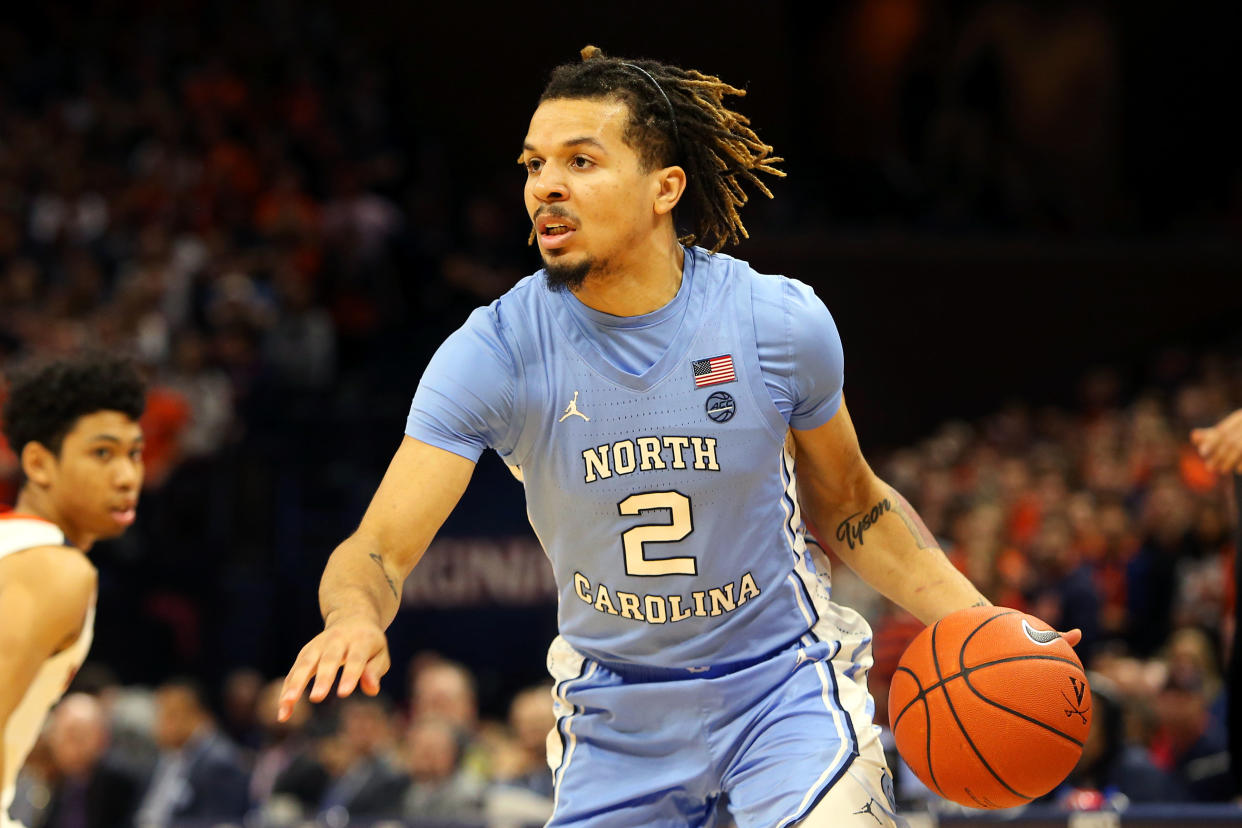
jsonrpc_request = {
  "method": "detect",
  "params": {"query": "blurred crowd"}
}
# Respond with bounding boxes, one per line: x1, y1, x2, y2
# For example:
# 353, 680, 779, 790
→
845, 354, 1241, 809
0, 0, 534, 689
13, 657, 556, 828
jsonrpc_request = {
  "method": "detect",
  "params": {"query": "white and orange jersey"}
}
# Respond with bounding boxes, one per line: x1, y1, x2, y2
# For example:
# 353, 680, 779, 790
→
0, 509, 95, 825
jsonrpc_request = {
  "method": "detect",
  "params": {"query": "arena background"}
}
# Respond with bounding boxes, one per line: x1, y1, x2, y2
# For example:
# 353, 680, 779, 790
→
1, 0, 1240, 825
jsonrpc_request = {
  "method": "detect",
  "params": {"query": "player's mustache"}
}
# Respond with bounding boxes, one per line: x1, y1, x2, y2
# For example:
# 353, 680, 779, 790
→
533, 206, 580, 226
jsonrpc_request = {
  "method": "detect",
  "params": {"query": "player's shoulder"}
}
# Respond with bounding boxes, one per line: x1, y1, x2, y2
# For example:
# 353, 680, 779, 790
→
0, 540, 97, 597
695, 247, 820, 303
432, 274, 546, 372
495, 271, 545, 312
460, 272, 544, 336
701, 251, 826, 327
0, 512, 68, 559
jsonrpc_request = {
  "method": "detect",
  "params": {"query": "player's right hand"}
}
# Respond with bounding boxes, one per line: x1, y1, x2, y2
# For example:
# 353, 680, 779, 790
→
1191, 409, 1242, 474
276, 613, 391, 722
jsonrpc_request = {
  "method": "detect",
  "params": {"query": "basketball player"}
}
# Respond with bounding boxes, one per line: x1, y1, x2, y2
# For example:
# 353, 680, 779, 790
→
0, 355, 145, 828
279, 48, 1076, 826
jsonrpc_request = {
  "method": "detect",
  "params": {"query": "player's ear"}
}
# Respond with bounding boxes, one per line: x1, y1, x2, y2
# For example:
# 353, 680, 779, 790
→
21, 441, 56, 487
653, 165, 686, 216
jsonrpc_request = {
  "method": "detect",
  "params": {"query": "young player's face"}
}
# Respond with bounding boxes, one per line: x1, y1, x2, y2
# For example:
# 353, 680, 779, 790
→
46, 410, 144, 542
521, 97, 666, 288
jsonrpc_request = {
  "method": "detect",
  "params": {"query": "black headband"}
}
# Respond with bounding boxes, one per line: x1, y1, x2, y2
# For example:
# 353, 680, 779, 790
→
621, 62, 680, 157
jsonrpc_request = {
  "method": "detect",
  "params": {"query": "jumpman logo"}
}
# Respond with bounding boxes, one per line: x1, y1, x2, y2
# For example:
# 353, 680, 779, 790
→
559, 391, 590, 422
852, 798, 882, 824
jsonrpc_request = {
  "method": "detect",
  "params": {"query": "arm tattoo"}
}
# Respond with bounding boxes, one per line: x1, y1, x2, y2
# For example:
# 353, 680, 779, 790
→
834, 487, 940, 552
836, 497, 892, 550
369, 553, 399, 600
887, 486, 938, 551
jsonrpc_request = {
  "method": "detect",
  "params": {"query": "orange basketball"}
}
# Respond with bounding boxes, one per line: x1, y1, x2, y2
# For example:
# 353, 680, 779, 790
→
888, 606, 1090, 809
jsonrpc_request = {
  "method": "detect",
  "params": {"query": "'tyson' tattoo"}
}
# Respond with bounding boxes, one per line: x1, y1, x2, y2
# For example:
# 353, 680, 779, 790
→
834, 486, 938, 551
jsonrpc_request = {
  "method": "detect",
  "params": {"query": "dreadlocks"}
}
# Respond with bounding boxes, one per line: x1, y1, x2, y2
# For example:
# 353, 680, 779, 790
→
539, 45, 784, 254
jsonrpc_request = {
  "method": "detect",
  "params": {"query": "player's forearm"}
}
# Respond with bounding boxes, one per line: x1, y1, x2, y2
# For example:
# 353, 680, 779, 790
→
809, 479, 988, 624
318, 533, 406, 629
314, 437, 474, 631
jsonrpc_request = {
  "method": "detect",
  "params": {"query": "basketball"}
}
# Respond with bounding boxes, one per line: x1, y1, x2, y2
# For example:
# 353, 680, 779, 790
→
888, 606, 1090, 809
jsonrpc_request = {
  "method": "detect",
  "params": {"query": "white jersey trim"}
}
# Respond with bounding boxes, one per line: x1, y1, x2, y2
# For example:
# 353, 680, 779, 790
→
546, 635, 600, 818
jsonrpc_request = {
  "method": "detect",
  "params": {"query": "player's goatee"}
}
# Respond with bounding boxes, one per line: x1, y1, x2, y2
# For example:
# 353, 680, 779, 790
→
544, 257, 593, 292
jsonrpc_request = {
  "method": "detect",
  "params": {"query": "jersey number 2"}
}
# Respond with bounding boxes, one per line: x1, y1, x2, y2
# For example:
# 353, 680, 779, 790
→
618, 491, 697, 576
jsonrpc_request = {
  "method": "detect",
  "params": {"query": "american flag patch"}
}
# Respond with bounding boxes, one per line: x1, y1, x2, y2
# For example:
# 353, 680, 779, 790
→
692, 354, 736, 388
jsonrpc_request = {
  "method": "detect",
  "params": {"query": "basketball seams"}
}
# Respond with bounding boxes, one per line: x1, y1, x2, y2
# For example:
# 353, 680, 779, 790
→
958, 653, 1082, 673
959, 666, 1086, 749
894, 608, 1077, 728
937, 679, 1034, 803
957, 610, 1018, 671
926, 618, 947, 798
958, 611, 1086, 749
898, 653, 1083, 709
933, 611, 1033, 804
889, 665, 924, 731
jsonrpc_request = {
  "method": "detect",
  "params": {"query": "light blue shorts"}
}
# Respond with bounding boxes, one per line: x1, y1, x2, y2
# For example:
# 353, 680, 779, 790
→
545, 623, 889, 828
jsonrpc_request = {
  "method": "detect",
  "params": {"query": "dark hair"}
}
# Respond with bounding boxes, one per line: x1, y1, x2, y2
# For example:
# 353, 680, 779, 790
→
157, 677, 212, 715
539, 46, 784, 253
2, 353, 146, 456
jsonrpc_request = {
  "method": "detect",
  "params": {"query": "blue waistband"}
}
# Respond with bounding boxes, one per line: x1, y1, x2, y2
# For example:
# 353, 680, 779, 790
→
592, 642, 794, 683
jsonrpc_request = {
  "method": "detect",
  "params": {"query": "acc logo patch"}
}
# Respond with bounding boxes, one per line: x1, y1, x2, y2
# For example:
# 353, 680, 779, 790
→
706, 391, 735, 423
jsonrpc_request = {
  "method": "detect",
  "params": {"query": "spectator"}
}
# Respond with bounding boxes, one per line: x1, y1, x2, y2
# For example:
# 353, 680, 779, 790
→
1149, 667, 1235, 801
134, 679, 250, 827
491, 684, 555, 799
401, 715, 485, 822
161, 331, 235, 460
43, 693, 144, 828
484, 684, 556, 828
409, 656, 491, 784
252, 678, 325, 814
1167, 628, 1227, 739
220, 667, 264, 751
1027, 512, 1101, 664
315, 697, 406, 822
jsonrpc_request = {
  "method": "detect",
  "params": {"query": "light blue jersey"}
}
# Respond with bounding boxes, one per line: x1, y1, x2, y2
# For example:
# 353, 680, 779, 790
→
407, 246, 867, 671
408, 247, 903, 826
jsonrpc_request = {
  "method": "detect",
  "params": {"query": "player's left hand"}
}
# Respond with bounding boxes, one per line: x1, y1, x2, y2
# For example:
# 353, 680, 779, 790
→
1060, 628, 1082, 648
1191, 409, 1242, 474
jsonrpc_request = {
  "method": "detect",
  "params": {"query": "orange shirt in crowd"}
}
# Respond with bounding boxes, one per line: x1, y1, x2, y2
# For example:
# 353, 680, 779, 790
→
140, 386, 192, 488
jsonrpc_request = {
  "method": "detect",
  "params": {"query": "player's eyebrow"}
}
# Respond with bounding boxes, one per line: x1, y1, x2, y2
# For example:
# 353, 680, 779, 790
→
88, 434, 145, 446
521, 137, 607, 154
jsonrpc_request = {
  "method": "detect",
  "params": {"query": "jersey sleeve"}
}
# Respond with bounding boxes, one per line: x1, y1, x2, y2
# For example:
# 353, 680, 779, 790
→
405, 306, 519, 462
754, 275, 845, 431
785, 278, 844, 429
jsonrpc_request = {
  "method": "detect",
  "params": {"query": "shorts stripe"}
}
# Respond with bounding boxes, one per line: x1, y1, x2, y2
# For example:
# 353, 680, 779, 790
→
787, 573, 818, 628
775, 653, 858, 827
548, 642, 599, 816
